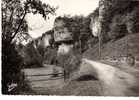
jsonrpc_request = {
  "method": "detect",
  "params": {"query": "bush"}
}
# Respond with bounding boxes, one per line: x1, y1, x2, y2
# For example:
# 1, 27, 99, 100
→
57, 49, 82, 79
126, 54, 135, 66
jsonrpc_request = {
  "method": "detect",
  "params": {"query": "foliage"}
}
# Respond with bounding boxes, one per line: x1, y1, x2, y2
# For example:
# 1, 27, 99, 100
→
2, 0, 27, 43
22, 29, 55, 66
43, 47, 57, 65
2, 0, 56, 43
87, 37, 98, 48
106, 1, 139, 40
18, 29, 55, 67
125, 6, 139, 34
57, 49, 82, 79
90, 0, 139, 43
20, 41, 43, 67
25, 0, 57, 19
108, 14, 127, 40
2, 0, 56, 94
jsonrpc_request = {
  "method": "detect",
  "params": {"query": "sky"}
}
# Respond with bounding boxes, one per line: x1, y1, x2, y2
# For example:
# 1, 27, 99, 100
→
26, 0, 99, 38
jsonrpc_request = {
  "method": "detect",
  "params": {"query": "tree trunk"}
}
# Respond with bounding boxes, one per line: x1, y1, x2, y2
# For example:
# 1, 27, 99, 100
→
99, 35, 101, 60
10, 9, 27, 43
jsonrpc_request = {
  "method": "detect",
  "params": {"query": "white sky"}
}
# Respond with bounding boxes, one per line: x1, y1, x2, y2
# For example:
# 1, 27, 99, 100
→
26, 0, 99, 38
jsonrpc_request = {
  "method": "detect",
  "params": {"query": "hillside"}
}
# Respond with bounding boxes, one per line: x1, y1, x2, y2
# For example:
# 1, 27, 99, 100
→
83, 33, 139, 62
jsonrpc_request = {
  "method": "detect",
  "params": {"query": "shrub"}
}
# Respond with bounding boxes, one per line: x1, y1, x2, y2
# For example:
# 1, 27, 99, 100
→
57, 49, 82, 79
126, 54, 135, 66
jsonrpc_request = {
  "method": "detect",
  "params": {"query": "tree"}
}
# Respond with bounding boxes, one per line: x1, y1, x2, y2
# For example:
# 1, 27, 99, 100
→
2, 0, 57, 43
108, 14, 127, 40
2, 0, 56, 94
126, 6, 139, 34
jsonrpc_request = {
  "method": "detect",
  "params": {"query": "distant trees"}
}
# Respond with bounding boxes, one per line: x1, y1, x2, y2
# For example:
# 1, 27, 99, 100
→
107, 1, 139, 40
2, 0, 56, 94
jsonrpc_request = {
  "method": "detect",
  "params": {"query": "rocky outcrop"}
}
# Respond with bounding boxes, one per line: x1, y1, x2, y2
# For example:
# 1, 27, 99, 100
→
34, 30, 53, 48
41, 33, 53, 48
54, 17, 73, 43
57, 43, 73, 56
90, 0, 111, 42
90, 9, 100, 37
53, 17, 76, 56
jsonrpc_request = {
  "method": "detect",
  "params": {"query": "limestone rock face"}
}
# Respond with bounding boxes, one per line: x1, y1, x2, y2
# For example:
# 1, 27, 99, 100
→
90, 0, 111, 37
90, 0, 107, 37
90, 16, 101, 37
57, 43, 73, 55
54, 17, 73, 42
41, 34, 52, 48
89, 0, 132, 42
33, 33, 52, 49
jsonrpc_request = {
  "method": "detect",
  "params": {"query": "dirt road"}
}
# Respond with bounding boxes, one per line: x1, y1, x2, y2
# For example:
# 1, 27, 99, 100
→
22, 59, 139, 96
82, 58, 139, 96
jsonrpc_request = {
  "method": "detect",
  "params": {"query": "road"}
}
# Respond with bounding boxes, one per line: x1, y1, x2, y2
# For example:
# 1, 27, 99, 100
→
81, 58, 139, 96
22, 58, 139, 96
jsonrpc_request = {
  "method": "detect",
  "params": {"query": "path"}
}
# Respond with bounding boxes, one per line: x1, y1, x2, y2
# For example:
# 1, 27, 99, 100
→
22, 59, 139, 96
82, 58, 139, 96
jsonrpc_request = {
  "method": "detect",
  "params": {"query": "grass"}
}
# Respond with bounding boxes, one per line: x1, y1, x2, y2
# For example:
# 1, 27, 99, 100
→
21, 65, 102, 96
83, 33, 139, 61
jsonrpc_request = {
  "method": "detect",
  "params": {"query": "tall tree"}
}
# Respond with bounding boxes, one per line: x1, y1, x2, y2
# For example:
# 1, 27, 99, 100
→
2, 0, 56, 94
